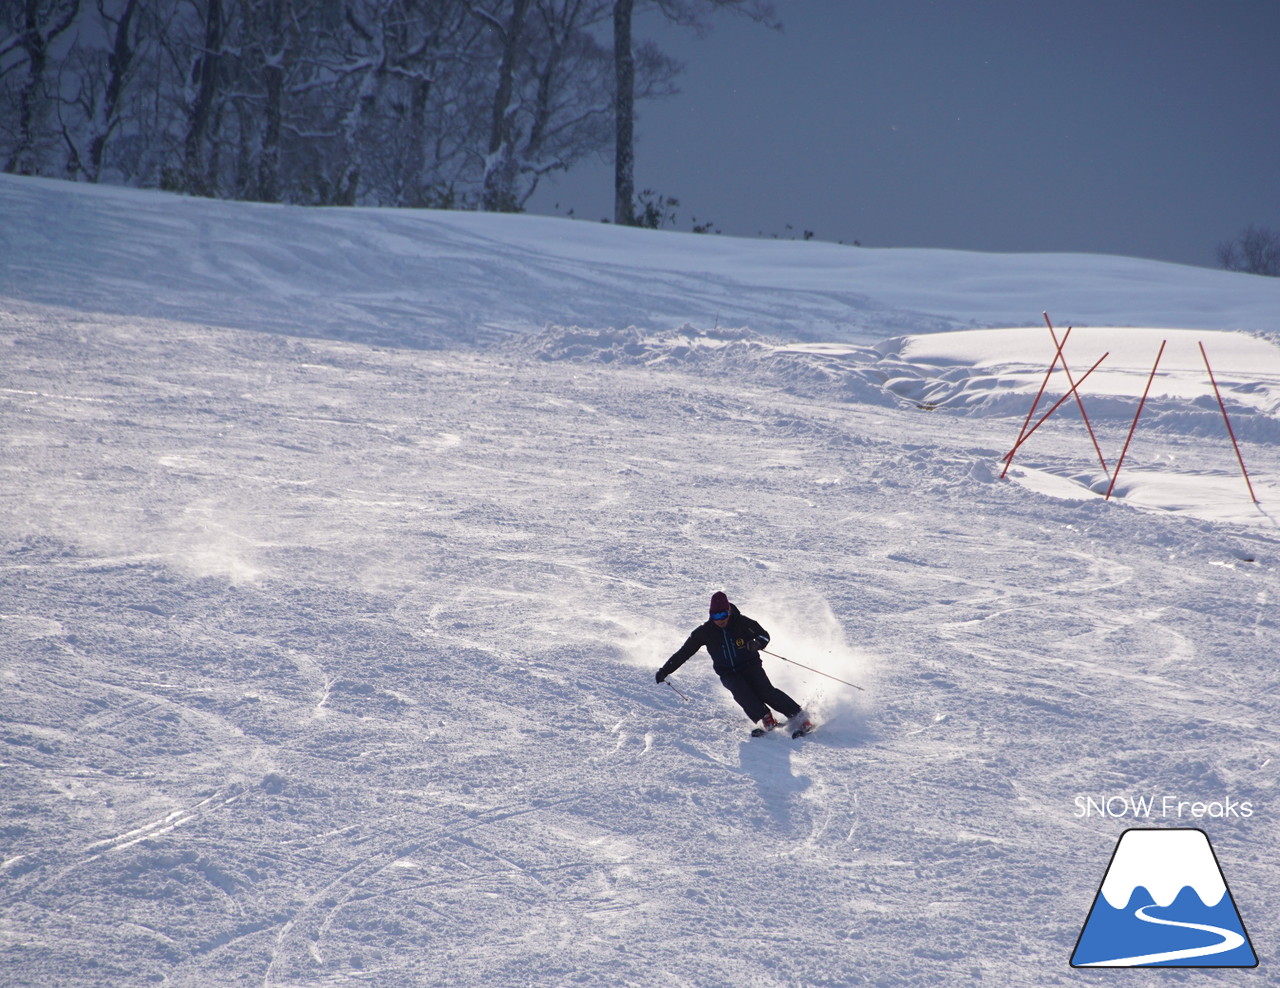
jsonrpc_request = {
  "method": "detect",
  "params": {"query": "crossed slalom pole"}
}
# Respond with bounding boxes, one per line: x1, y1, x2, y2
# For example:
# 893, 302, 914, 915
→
1002, 314, 1109, 481
1003, 314, 1258, 504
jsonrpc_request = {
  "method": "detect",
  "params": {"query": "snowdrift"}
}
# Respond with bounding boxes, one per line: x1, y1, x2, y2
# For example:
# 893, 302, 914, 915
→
5, 173, 1280, 347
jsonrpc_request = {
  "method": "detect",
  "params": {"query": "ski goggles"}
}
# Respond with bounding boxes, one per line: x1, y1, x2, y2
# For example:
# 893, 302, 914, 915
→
710, 610, 730, 621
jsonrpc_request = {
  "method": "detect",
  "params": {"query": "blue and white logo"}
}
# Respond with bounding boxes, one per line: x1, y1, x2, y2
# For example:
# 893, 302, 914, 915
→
1071, 828, 1257, 968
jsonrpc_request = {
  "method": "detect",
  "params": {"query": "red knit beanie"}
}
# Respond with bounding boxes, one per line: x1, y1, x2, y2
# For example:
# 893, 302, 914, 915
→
709, 591, 730, 616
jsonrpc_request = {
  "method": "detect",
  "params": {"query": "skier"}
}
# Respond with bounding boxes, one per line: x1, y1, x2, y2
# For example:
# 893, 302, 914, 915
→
655, 591, 812, 736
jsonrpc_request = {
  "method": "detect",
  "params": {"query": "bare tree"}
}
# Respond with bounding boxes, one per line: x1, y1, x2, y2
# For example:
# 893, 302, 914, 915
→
610, 0, 777, 226
611, 0, 635, 224
2, 0, 82, 175
181, 0, 226, 198
473, 0, 530, 211
514, 0, 614, 207
239, 0, 294, 202
473, 0, 624, 212
1217, 225, 1280, 277
315, 0, 484, 207
1, 0, 695, 216
57, 0, 145, 182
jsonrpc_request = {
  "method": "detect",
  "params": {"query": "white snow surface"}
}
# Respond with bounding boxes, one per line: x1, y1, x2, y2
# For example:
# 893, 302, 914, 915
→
2, 174, 1279, 986
5, 173, 1280, 346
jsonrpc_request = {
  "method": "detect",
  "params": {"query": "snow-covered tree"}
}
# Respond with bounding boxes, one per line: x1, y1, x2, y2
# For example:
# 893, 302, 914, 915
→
0, 0, 690, 213
177, 0, 225, 198
2, 0, 82, 175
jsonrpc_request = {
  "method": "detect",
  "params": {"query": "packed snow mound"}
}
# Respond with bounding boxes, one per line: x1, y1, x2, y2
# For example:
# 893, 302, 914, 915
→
520, 323, 776, 364
514, 324, 893, 406
517, 324, 1280, 440
514, 322, 1280, 523
877, 327, 1280, 435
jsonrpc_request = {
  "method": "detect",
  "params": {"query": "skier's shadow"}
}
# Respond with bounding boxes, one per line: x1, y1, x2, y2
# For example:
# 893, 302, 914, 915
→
736, 738, 812, 832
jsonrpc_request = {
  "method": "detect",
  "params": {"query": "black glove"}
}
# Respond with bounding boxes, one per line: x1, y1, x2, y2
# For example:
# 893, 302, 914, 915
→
655, 668, 667, 684
746, 637, 765, 651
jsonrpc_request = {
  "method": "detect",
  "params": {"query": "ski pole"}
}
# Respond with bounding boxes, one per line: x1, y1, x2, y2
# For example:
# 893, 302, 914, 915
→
761, 649, 865, 692
665, 678, 690, 702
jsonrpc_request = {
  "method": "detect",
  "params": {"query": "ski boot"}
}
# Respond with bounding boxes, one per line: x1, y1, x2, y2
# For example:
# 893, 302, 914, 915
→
789, 710, 815, 739
750, 712, 780, 738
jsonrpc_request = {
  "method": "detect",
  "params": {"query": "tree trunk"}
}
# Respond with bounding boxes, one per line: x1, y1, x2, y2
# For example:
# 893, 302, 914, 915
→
255, 0, 288, 203
482, 0, 530, 212
612, 0, 635, 226
182, 0, 223, 197
86, 0, 140, 181
5, 0, 81, 175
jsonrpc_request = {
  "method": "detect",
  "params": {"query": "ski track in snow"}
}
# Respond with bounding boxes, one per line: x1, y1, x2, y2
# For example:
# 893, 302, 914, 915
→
3, 177, 1280, 986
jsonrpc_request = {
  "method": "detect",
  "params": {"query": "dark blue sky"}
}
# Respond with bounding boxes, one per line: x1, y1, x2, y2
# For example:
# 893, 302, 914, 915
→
527, 0, 1280, 268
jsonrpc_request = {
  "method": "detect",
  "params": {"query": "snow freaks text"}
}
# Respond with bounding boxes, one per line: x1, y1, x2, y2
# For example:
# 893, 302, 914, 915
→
1073, 795, 1255, 820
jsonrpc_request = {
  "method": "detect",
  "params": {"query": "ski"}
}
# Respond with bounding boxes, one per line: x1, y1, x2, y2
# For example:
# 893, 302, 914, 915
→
751, 712, 816, 738
752, 719, 816, 738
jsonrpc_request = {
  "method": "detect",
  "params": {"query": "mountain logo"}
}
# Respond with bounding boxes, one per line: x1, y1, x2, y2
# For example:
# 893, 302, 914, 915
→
1071, 828, 1257, 968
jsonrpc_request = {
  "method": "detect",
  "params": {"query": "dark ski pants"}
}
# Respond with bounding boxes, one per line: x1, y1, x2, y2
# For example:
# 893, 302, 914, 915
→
719, 664, 801, 723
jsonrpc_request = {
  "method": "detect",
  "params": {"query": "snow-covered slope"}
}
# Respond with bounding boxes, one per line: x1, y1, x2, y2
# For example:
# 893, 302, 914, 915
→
4, 173, 1280, 347
2, 175, 1278, 987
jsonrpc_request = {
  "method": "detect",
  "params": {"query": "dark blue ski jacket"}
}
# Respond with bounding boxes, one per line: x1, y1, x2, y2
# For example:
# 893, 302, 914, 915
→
657, 604, 771, 679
